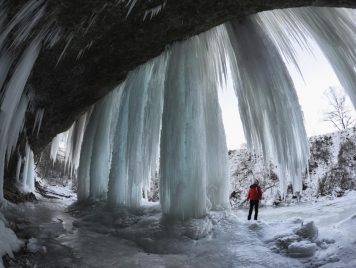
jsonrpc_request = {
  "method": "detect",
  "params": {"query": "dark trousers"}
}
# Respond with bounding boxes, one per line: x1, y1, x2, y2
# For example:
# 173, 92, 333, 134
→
248, 200, 259, 220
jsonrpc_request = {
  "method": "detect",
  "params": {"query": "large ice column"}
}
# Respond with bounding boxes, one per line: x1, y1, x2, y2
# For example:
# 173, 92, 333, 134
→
89, 93, 116, 200
201, 27, 231, 210
226, 18, 309, 194
107, 88, 130, 205
108, 56, 166, 207
140, 56, 167, 198
160, 37, 209, 220
77, 104, 103, 201
160, 27, 231, 219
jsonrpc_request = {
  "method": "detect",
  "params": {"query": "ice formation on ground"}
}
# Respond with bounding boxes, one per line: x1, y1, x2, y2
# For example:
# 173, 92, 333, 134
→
2, 181, 356, 267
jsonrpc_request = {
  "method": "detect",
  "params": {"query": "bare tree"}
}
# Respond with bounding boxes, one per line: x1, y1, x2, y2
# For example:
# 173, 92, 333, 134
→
323, 87, 355, 130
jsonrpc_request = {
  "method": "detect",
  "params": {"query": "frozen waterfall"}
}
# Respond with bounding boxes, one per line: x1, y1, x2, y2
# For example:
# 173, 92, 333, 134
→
0, 0, 54, 203
49, 7, 356, 219
226, 18, 309, 194
1, 2, 356, 222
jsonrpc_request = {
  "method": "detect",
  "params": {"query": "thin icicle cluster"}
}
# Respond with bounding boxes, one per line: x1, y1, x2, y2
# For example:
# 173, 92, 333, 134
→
50, 113, 88, 176
78, 56, 166, 203
0, 3, 43, 201
76, 55, 167, 204
143, 1, 167, 21
258, 8, 356, 111
32, 109, 44, 137
225, 18, 310, 194
0, 0, 57, 202
107, 57, 166, 206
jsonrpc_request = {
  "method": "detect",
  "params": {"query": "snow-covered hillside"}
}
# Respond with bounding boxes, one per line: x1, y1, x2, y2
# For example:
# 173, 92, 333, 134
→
229, 127, 356, 206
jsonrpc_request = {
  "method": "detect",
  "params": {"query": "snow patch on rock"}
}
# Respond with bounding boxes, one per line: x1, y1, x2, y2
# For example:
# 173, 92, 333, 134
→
0, 212, 23, 267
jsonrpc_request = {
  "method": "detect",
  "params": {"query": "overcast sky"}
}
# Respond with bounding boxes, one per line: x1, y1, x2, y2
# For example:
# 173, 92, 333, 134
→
219, 42, 356, 150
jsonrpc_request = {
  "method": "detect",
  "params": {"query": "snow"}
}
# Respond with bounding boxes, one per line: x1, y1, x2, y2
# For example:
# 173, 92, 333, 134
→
2, 179, 356, 267
0, 212, 23, 268
288, 241, 317, 258
229, 127, 356, 206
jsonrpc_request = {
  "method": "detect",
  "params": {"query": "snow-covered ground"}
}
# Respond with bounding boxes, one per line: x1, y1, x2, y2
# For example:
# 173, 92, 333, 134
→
2, 183, 356, 267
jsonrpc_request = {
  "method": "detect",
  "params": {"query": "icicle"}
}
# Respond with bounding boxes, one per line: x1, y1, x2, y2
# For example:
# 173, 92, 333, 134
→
5, 95, 29, 161
226, 18, 309, 194
89, 92, 116, 200
63, 125, 74, 171
140, 55, 167, 197
19, 142, 35, 193
143, 1, 167, 21
50, 134, 61, 163
15, 156, 22, 184
0, 0, 44, 48
126, 0, 138, 18
32, 108, 44, 136
0, 53, 13, 94
76, 87, 122, 202
71, 113, 88, 172
56, 33, 74, 66
107, 88, 130, 205
25, 147, 35, 192
0, 37, 41, 202
159, 26, 231, 219
203, 28, 231, 211
77, 104, 104, 201
258, 8, 356, 109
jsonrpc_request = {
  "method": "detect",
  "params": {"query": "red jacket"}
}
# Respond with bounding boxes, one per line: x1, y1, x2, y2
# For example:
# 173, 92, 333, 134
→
247, 184, 262, 201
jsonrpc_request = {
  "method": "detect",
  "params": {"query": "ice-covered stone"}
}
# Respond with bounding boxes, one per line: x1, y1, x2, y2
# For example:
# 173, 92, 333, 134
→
295, 221, 318, 242
288, 241, 317, 258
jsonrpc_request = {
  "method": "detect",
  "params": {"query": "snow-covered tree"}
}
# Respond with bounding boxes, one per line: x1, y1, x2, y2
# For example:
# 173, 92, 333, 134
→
323, 87, 355, 130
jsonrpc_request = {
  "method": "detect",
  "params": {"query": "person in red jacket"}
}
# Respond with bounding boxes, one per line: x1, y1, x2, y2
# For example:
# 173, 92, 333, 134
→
244, 179, 263, 220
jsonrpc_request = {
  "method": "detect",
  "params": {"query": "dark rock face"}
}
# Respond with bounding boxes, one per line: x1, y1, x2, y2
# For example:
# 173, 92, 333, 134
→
4, 0, 354, 152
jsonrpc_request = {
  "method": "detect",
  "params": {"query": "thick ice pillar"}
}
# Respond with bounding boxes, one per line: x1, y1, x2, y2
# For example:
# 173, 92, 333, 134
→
77, 106, 101, 201
202, 28, 231, 211
108, 56, 165, 207
160, 38, 209, 220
